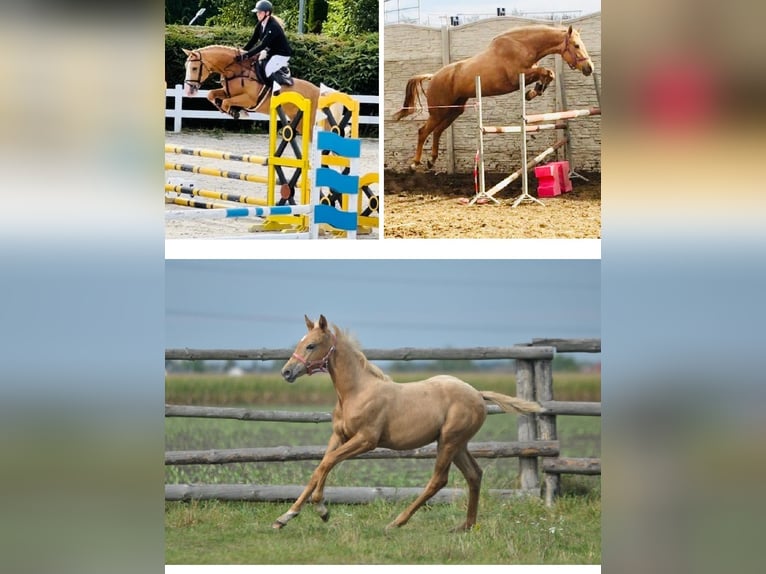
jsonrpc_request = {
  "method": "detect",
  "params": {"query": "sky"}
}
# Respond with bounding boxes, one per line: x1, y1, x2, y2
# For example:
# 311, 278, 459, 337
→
165, 259, 599, 353
385, 0, 601, 26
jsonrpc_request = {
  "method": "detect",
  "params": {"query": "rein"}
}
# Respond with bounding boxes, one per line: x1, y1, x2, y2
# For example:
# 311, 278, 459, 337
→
292, 333, 337, 375
185, 50, 253, 93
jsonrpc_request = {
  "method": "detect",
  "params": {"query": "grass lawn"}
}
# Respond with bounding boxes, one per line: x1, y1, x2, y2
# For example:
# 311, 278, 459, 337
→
165, 492, 600, 564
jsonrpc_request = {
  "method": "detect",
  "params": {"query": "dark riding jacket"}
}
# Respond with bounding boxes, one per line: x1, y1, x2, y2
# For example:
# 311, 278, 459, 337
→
243, 17, 292, 58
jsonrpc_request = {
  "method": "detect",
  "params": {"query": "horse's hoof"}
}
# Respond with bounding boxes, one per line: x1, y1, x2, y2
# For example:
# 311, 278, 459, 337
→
385, 521, 401, 532
525, 90, 537, 101
316, 501, 330, 522
272, 521, 285, 530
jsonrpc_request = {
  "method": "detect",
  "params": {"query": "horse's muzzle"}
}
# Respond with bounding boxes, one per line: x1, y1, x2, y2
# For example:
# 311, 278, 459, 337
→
581, 62, 593, 76
281, 366, 298, 383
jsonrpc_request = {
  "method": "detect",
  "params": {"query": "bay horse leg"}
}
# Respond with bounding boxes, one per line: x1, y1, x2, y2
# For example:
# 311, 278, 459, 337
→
426, 101, 467, 169
386, 441, 461, 530
272, 433, 376, 529
451, 447, 483, 531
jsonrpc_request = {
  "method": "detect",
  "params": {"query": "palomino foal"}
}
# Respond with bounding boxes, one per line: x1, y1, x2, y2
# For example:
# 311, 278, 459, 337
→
273, 315, 542, 531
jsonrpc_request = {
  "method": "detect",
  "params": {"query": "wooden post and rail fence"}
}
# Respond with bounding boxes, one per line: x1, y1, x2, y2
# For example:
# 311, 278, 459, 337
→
165, 338, 601, 506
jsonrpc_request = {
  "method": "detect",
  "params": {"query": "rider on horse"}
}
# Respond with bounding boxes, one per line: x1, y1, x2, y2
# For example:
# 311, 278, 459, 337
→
236, 1, 294, 95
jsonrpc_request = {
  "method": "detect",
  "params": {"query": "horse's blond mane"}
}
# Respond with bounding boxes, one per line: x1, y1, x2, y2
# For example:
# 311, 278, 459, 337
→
332, 325, 390, 381
202, 44, 238, 51
507, 24, 567, 33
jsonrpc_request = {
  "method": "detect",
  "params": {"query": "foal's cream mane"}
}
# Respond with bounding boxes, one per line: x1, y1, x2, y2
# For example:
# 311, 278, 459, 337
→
332, 325, 391, 381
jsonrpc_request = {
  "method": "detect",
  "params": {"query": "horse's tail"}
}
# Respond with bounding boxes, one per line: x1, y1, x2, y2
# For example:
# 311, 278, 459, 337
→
480, 391, 542, 414
392, 74, 433, 120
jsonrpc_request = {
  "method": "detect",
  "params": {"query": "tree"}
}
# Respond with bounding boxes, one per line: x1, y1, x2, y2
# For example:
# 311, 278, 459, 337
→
322, 0, 378, 37
190, 360, 207, 373
308, 0, 329, 33
552, 355, 580, 372
209, 0, 301, 30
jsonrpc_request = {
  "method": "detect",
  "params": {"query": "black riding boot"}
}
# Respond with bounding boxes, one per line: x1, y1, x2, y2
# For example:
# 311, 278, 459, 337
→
271, 67, 294, 92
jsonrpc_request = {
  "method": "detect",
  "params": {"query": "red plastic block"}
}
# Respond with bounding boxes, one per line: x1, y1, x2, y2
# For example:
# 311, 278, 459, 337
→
534, 164, 561, 197
551, 161, 573, 192
537, 183, 561, 197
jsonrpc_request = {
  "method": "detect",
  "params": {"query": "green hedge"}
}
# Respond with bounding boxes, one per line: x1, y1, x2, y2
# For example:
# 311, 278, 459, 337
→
165, 25, 378, 95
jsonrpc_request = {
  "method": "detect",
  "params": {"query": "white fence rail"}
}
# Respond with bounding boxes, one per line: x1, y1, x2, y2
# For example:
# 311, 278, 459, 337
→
165, 84, 379, 132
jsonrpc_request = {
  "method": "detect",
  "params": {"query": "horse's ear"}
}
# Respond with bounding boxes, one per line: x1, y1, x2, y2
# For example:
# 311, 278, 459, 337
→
304, 315, 314, 331
182, 48, 191, 56
318, 315, 328, 331
567, 25, 573, 36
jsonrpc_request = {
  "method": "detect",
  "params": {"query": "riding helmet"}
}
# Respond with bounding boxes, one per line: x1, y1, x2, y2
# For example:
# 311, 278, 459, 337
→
252, 0, 273, 13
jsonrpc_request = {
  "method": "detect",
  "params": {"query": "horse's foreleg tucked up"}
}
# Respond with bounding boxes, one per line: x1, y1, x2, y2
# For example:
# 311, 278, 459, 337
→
206, 88, 228, 113
522, 67, 555, 101
220, 93, 259, 119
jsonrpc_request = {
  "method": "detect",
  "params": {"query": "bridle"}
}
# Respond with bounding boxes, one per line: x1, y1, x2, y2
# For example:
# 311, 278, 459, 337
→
184, 51, 205, 91
291, 333, 337, 375
562, 32, 590, 70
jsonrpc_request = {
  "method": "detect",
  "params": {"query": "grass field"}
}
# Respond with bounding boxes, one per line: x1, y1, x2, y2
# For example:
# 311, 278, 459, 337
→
165, 370, 601, 564
165, 494, 600, 564
165, 370, 601, 406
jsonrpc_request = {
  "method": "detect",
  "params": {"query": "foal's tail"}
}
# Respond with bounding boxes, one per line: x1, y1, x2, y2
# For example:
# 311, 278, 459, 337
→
392, 74, 433, 120
481, 391, 542, 414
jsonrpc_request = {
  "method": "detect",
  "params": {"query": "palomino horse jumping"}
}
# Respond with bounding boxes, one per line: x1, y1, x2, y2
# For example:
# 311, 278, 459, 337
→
182, 45, 320, 126
274, 315, 542, 531
392, 25, 594, 170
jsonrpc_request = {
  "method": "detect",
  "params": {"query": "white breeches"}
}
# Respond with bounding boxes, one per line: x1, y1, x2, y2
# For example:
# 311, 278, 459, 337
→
265, 55, 290, 76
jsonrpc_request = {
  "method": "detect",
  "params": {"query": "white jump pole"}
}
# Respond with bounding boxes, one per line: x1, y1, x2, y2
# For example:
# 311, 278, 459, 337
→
511, 73, 545, 208
474, 76, 498, 204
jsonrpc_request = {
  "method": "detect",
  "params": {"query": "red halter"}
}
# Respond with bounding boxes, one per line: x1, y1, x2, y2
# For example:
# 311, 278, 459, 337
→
291, 333, 337, 375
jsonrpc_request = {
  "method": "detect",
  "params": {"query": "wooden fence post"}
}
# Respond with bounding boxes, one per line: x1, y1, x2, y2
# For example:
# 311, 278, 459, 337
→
535, 358, 559, 506
515, 359, 539, 491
